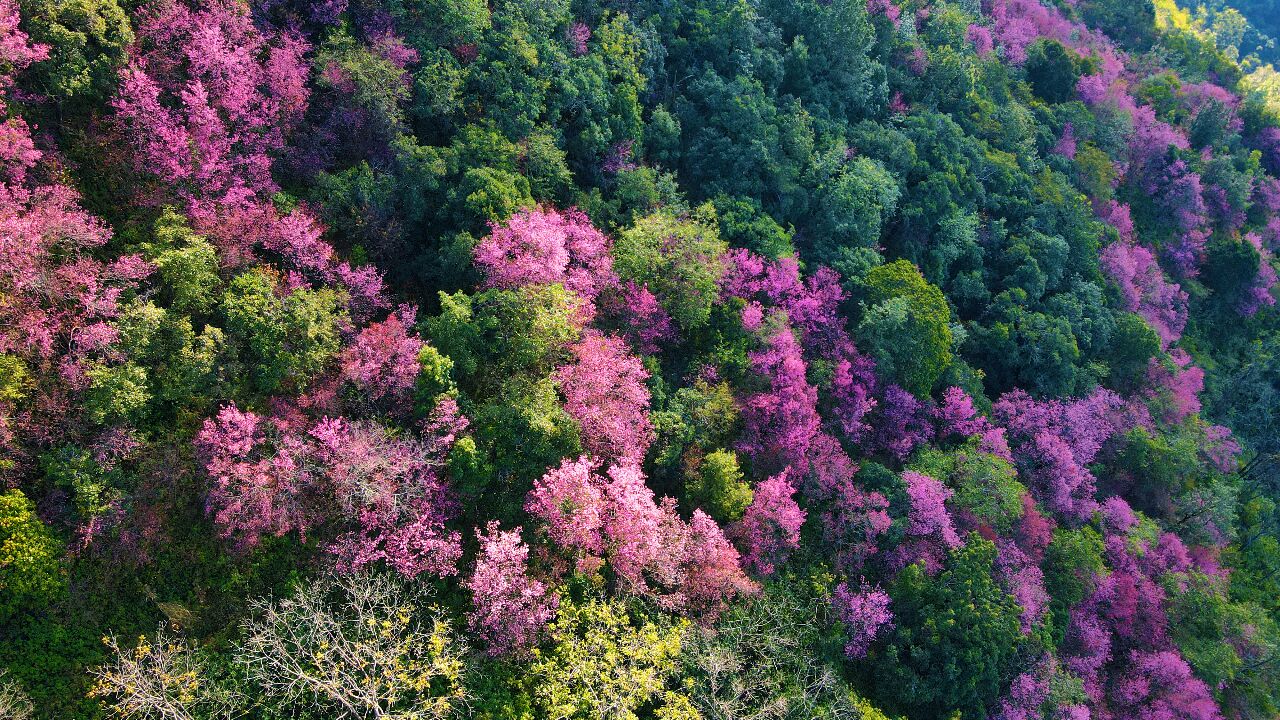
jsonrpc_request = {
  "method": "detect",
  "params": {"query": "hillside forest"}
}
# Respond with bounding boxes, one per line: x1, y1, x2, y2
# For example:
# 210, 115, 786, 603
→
4, 0, 1280, 718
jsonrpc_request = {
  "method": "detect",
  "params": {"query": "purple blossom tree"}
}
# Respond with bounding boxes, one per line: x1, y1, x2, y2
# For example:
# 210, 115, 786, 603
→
831, 581, 893, 659
993, 388, 1125, 521
112, 0, 309, 206
1099, 242, 1188, 348
886, 470, 962, 573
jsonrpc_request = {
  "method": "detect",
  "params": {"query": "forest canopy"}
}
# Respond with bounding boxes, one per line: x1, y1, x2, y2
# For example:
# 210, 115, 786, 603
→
3, 0, 1280, 718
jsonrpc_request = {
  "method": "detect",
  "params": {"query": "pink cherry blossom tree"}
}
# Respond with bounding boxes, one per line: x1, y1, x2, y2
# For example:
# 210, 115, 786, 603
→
340, 306, 424, 408
473, 206, 616, 300
734, 469, 806, 577
554, 331, 654, 466
467, 522, 558, 657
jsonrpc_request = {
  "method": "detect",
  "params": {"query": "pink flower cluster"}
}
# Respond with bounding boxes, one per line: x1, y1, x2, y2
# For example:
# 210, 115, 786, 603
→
554, 331, 654, 466
525, 456, 756, 617
474, 206, 616, 300
197, 397, 467, 578
467, 522, 558, 656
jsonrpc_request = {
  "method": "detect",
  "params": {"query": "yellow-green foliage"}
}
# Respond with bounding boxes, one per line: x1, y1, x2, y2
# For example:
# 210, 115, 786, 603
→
0, 490, 64, 616
531, 598, 691, 720
686, 449, 752, 523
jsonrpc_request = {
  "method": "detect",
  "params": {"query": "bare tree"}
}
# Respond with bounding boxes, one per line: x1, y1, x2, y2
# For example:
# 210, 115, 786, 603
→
237, 571, 467, 720
683, 587, 876, 720
0, 670, 34, 720
89, 627, 242, 720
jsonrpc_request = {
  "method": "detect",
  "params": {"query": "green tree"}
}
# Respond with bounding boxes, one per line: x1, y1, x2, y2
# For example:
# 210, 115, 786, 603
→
685, 449, 752, 523
425, 284, 586, 394
17, 0, 131, 106
1043, 526, 1106, 647
858, 259, 953, 396
143, 210, 221, 317
221, 270, 346, 394
808, 155, 900, 274
871, 538, 1027, 720
614, 206, 728, 331
1024, 39, 1085, 104
909, 442, 1026, 533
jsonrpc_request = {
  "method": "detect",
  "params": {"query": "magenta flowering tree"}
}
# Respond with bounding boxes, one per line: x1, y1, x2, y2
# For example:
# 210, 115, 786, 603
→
467, 522, 558, 657
886, 470, 962, 574
1098, 200, 1136, 241
598, 462, 667, 592
991, 662, 1049, 720
681, 508, 759, 617
525, 458, 754, 618
994, 539, 1048, 633
821, 474, 893, 574
255, 205, 388, 319
340, 306, 424, 408
0, 0, 46, 185
1258, 126, 1280, 174
1098, 496, 1139, 535
110, 0, 388, 320
0, 185, 149, 375
554, 331, 654, 465
831, 581, 893, 659
112, 0, 309, 206
198, 397, 467, 576
1013, 494, 1055, 561
734, 469, 806, 577
0, 4, 154, 469
1240, 233, 1278, 317
992, 657, 1088, 720
986, 0, 1101, 65
993, 388, 1125, 521
720, 249, 878, 443
315, 401, 465, 579
1145, 160, 1211, 278
566, 22, 591, 56
473, 206, 616, 300
865, 0, 900, 27
870, 385, 934, 460
603, 463, 756, 616
1058, 534, 1221, 719
1143, 350, 1204, 425
524, 455, 607, 562
1199, 425, 1240, 473
609, 281, 675, 354
738, 326, 823, 475
1107, 651, 1223, 720
933, 386, 987, 439
967, 24, 994, 57
197, 404, 315, 550
1052, 123, 1077, 159
1099, 242, 1188, 348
